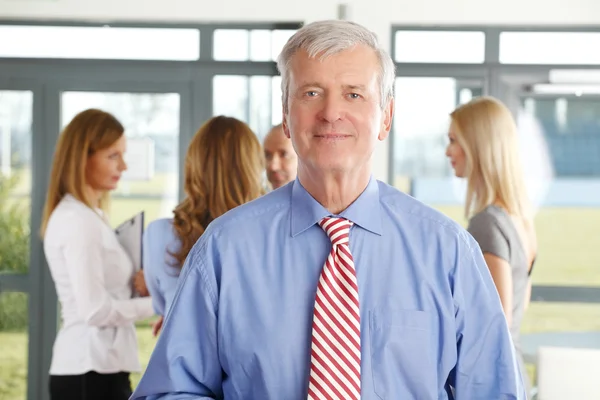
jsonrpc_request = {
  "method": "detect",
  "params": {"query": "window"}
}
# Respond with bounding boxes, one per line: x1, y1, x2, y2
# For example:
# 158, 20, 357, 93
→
394, 30, 485, 64
500, 32, 600, 65
212, 75, 282, 139
213, 29, 296, 61
0, 25, 200, 60
392, 77, 484, 188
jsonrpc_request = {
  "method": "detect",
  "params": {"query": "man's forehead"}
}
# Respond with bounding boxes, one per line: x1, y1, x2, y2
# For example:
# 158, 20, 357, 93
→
288, 51, 379, 87
264, 128, 288, 146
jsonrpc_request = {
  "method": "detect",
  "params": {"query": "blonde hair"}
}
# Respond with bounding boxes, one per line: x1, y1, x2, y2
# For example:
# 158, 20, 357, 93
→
170, 116, 266, 268
40, 109, 124, 236
450, 96, 532, 221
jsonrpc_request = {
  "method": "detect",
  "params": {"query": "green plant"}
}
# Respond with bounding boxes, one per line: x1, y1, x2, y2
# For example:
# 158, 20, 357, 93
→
0, 173, 29, 274
0, 292, 28, 332
0, 173, 30, 331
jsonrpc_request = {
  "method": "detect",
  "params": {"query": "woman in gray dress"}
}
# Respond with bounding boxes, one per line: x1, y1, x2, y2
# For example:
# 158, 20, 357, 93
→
445, 96, 538, 397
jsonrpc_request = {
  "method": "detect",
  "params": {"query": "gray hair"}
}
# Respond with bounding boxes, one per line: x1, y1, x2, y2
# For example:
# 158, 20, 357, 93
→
276, 20, 396, 113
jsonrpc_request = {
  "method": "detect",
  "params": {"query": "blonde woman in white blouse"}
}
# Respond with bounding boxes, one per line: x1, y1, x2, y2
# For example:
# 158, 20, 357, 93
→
40, 109, 155, 400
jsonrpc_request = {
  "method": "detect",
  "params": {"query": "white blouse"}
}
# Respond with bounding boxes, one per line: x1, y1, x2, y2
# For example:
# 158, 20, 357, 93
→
44, 194, 154, 375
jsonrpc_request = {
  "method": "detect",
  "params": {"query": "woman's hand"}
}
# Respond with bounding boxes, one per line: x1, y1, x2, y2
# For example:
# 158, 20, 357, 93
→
152, 316, 164, 337
133, 270, 150, 297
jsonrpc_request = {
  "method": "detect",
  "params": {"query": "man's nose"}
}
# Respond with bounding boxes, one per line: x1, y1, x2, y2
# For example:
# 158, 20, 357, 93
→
268, 155, 281, 170
318, 95, 343, 123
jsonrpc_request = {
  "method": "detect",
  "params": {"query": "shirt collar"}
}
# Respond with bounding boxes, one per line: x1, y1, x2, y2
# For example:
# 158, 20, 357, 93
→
290, 175, 383, 237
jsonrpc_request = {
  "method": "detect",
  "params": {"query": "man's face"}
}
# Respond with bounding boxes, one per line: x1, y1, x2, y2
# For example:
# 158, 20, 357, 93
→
264, 127, 298, 189
282, 45, 393, 176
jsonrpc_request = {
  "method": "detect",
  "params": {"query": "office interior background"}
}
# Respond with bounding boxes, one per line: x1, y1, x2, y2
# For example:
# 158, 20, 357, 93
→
1, 0, 600, 398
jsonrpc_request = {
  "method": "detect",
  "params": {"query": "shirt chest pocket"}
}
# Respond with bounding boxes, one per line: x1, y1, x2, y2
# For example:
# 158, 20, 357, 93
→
369, 309, 436, 400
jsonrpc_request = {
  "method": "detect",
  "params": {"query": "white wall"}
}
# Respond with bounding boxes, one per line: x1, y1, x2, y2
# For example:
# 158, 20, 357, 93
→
2, 0, 600, 182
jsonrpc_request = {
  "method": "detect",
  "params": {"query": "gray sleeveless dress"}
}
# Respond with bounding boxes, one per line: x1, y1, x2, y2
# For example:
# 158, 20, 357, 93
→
467, 205, 533, 396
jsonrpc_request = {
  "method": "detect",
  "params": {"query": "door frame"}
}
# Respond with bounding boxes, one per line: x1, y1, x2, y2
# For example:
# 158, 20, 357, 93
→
0, 50, 283, 399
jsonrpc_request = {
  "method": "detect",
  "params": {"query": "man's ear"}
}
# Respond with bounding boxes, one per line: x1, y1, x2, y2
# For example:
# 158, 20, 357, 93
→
282, 110, 291, 139
378, 98, 394, 141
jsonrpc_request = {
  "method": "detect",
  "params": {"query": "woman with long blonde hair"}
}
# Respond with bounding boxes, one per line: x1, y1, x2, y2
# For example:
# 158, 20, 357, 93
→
41, 109, 154, 400
446, 96, 537, 396
142, 115, 265, 333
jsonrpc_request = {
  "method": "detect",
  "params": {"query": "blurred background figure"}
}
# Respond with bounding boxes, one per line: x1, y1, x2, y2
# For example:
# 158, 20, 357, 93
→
142, 116, 266, 335
446, 96, 538, 398
263, 123, 297, 189
41, 109, 154, 400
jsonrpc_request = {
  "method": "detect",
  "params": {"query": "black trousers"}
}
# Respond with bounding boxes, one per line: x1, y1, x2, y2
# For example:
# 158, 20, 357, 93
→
49, 371, 132, 400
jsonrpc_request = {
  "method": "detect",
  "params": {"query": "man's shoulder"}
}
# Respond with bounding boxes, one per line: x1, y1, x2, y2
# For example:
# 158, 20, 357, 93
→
376, 180, 470, 242
185, 188, 290, 270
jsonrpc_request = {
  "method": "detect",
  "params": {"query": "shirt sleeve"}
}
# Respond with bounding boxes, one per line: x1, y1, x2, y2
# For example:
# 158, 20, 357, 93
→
143, 227, 166, 316
63, 213, 155, 327
130, 233, 222, 400
467, 211, 510, 262
449, 235, 527, 399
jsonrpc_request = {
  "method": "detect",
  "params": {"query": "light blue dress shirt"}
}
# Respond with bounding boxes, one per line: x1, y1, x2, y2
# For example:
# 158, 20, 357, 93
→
142, 218, 181, 316
131, 177, 526, 400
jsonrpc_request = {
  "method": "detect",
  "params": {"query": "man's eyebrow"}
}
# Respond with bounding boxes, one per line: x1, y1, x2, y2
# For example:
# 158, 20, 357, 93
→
297, 82, 323, 90
343, 84, 367, 91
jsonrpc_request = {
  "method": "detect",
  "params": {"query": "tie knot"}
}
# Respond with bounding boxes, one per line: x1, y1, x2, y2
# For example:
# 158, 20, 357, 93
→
319, 217, 353, 246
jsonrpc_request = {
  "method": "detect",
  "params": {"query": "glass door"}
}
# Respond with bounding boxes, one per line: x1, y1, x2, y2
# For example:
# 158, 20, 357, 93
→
391, 75, 484, 207
212, 74, 282, 141
0, 89, 34, 400
493, 69, 600, 390
53, 82, 191, 390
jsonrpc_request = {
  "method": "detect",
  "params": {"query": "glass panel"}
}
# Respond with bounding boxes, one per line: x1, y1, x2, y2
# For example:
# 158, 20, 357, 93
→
271, 30, 296, 61
271, 76, 283, 126
394, 31, 485, 63
0, 292, 29, 399
213, 30, 249, 61
516, 95, 600, 288
213, 75, 248, 121
213, 29, 296, 61
60, 92, 180, 227
250, 30, 272, 61
213, 75, 283, 139
0, 26, 200, 60
392, 77, 483, 191
500, 32, 600, 65
249, 76, 275, 142
520, 302, 600, 388
0, 90, 32, 273
521, 96, 600, 176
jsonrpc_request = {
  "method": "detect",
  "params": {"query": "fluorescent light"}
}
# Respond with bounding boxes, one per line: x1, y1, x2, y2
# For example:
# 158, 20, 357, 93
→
549, 69, 600, 84
532, 84, 600, 95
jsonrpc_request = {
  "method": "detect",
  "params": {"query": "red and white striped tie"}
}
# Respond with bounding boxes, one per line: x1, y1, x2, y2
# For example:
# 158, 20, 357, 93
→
308, 217, 361, 400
